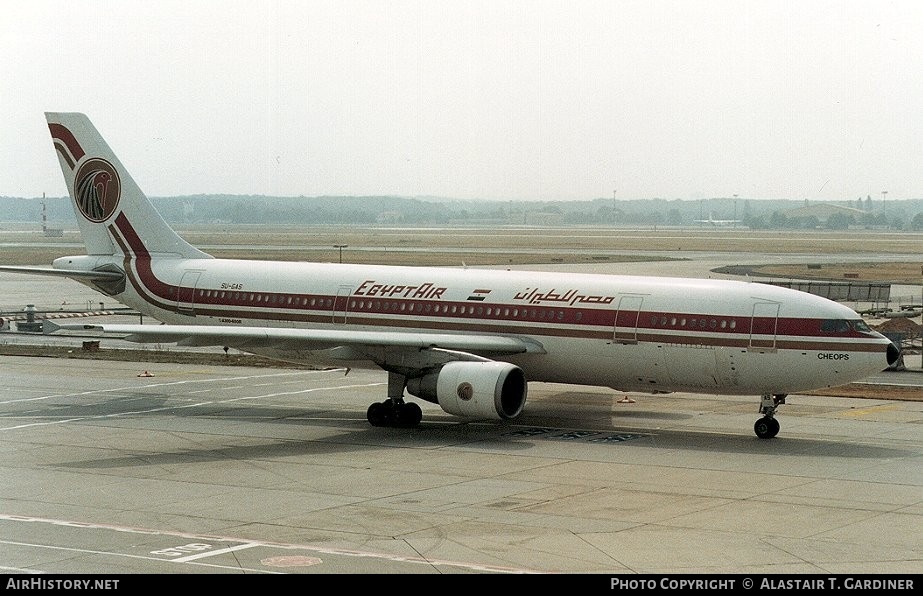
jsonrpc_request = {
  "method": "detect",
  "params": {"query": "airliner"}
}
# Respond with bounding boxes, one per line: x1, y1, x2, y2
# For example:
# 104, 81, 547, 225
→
694, 213, 743, 227
0, 113, 900, 439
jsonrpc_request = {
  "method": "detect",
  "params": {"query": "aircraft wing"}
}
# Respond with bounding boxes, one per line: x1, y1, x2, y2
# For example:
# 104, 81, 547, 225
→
44, 322, 545, 362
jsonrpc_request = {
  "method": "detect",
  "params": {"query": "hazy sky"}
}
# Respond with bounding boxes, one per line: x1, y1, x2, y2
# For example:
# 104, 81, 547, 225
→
2, 1, 921, 202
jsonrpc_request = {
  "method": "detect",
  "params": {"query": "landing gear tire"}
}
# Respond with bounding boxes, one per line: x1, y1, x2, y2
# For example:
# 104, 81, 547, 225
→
366, 400, 422, 428
754, 416, 780, 439
367, 402, 391, 427
394, 402, 422, 428
754, 393, 785, 439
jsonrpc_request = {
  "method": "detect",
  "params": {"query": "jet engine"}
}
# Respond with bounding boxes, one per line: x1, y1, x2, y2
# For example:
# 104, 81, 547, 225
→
406, 361, 527, 420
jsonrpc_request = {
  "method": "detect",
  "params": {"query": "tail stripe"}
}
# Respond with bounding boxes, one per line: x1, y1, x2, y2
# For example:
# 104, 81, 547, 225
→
53, 142, 76, 170
112, 213, 149, 258
48, 123, 85, 162
109, 214, 178, 311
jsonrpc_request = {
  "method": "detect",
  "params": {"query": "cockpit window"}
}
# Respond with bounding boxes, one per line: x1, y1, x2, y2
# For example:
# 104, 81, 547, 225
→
821, 319, 850, 333
851, 319, 872, 333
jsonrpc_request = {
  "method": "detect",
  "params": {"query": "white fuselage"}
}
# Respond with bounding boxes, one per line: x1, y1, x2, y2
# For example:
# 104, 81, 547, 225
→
64, 252, 894, 396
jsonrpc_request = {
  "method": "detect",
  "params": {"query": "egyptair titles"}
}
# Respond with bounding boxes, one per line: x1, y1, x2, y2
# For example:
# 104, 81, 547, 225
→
351, 280, 616, 307
514, 287, 615, 306
353, 280, 447, 300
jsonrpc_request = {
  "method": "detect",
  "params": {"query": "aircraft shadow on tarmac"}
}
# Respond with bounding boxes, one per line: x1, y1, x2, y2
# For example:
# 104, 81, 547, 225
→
12, 392, 911, 470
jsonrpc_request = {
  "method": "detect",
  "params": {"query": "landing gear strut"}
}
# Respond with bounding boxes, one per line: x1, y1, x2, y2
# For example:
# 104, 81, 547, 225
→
754, 393, 785, 439
366, 372, 423, 428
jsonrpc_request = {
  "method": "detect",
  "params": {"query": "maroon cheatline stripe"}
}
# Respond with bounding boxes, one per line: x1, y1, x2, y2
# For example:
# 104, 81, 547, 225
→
48, 123, 85, 162
114, 213, 148, 257
113, 214, 176, 306
108, 219, 177, 313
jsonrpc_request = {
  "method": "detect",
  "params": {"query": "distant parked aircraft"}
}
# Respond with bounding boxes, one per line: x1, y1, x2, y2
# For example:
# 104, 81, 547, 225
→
694, 212, 743, 226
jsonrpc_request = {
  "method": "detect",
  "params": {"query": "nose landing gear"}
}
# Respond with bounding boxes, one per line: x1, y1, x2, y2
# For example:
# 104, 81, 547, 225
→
754, 393, 786, 439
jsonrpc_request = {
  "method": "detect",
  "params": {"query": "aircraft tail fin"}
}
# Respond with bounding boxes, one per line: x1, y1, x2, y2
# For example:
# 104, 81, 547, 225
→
45, 112, 211, 260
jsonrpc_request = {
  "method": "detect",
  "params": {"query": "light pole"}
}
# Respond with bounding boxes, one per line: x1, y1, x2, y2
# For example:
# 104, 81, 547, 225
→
333, 244, 347, 263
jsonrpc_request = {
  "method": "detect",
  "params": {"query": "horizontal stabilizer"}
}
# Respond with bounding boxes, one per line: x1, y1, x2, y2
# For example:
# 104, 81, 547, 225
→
0, 265, 124, 281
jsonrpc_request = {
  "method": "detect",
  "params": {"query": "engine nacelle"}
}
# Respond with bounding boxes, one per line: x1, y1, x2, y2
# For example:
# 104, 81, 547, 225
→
406, 361, 527, 420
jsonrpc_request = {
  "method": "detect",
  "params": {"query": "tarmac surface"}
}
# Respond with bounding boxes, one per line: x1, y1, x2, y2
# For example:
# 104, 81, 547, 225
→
0, 355, 921, 575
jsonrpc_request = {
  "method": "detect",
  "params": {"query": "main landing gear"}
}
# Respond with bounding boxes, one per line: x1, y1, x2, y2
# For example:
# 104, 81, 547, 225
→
754, 393, 786, 439
367, 399, 422, 428
366, 371, 423, 428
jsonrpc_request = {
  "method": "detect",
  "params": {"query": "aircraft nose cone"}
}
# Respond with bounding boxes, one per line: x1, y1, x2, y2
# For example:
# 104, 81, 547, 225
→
886, 342, 901, 368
